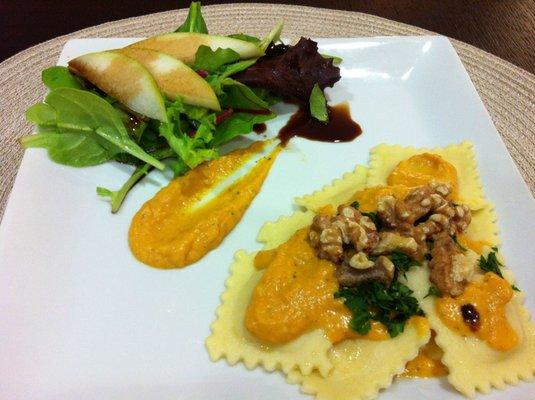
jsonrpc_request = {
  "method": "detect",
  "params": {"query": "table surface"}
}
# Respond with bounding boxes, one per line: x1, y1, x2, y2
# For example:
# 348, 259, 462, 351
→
2, 0, 534, 74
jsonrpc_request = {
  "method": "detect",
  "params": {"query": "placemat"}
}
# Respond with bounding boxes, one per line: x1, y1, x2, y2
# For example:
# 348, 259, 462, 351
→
1, 3, 534, 220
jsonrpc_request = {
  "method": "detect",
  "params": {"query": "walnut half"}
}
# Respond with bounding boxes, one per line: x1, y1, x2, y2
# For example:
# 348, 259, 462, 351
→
336, 255, 395, 288
429, 232, 478, 296
309, 204, 379, 263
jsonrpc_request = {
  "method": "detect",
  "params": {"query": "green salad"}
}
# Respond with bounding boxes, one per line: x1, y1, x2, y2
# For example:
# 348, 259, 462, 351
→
22, 2, 341, 212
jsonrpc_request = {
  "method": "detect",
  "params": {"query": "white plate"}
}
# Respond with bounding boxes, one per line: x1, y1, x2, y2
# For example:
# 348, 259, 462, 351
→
1, 36, 534, 400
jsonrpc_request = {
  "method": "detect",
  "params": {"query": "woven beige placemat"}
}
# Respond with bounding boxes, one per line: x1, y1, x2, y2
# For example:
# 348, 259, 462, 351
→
1, 3, 534, 220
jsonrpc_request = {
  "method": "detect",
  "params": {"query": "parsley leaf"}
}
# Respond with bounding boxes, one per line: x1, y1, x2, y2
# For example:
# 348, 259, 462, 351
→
361, 211, 382, 230
388, 251, 419, 277
424, 285, 443, 298
350, 200, 360, 209
478, 247, 504, 278
451, 234, 467, 251
336, 280, 423, 338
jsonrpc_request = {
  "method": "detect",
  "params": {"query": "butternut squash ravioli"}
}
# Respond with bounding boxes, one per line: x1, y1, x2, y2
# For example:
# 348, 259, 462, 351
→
206, 141, 535, 399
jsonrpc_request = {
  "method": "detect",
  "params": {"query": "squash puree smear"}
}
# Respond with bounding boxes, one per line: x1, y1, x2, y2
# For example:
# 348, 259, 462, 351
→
129, 141, 279, 269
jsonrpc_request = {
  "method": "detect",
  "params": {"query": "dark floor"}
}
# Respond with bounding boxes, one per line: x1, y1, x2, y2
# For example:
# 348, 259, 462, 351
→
2, 0, 534, 73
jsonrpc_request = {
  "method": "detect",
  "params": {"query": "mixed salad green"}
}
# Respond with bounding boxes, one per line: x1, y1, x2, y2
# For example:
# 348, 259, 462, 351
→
22, 2, 337, 212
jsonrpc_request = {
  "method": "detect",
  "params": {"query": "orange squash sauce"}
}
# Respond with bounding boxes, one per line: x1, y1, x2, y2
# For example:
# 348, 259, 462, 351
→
349, 184, 411, 212
436, 273, 518, 351
401, 333, 448, 378
387, 153, 459, 199
245, 228, 389, 344
129, 141, 279, 268
457, 234, 491, 255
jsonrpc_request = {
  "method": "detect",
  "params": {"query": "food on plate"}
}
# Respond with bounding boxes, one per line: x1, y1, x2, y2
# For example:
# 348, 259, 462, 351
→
206, 141, 535, 399
21, 2, 346, 214
118, 47, 220, 110
68, 50, 168, 121
128, 32, 263, 65
129, 141, 280, 268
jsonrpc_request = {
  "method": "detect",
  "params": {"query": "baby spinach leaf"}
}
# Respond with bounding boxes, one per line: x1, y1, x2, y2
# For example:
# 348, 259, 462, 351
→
175, 1, 208, 33
21, 131, 117, 166
25, 103, 56, 126
42, 66, 84, 90
23, 88, 164, 169
309, 83, 328, 122
219, 79, 269, 110
193, 46, 241, 73
46, 88, 164, 169
213, 111, 275, 145
97, 164, 151, 213
97, 148, 175, 213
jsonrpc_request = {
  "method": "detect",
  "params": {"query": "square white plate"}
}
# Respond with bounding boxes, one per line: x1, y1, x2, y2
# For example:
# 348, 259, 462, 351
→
1, 36, 534, 400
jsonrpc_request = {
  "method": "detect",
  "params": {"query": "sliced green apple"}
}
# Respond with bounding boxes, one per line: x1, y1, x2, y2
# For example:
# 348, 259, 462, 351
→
68, 51, 168, 122
127, 33, 262, 65
118, 48, 220, 111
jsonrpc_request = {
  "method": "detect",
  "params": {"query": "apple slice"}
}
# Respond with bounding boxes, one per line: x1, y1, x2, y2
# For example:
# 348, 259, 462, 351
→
128, 33, 262, 65
68, 51, 168, 122
118, 48, 220, 111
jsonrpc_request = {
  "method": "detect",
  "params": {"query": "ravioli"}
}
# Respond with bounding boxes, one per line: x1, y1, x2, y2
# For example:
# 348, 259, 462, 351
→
295, 166, 368, 212
205, 212, 335, 376
287, 319, 430, 400
419, 199, 532, 396
206, 162, 430, 396
406, 267, 535, 398
367, 141, 486, 210
207, 141, 534, 399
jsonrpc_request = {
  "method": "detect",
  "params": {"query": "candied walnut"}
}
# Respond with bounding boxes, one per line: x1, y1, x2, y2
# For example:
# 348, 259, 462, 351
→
429, 232, 477, 296
348, 251, 375, 270
309, 215, 343, 262
377, 183, 471, 241
371, 232, 418, 257
336, 255, 395, 288
309, 204, 379, 263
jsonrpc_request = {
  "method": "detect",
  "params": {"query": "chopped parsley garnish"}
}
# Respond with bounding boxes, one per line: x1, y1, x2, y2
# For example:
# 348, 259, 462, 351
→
478, 247, 519, 291
335, 281, 423, 338
350, 200, 360, 209
387, 251, 419, 277
451, 234, 467, 251
361, 211, 382, 230
478, 247, 503, 278
424, 285, 443, 298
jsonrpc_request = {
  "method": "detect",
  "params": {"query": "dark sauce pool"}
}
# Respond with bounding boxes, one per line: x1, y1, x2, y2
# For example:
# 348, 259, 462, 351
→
278, 102, 362, 145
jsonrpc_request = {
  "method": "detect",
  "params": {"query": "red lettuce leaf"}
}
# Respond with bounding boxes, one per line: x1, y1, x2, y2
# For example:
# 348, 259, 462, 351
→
235, 37, 341, 104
